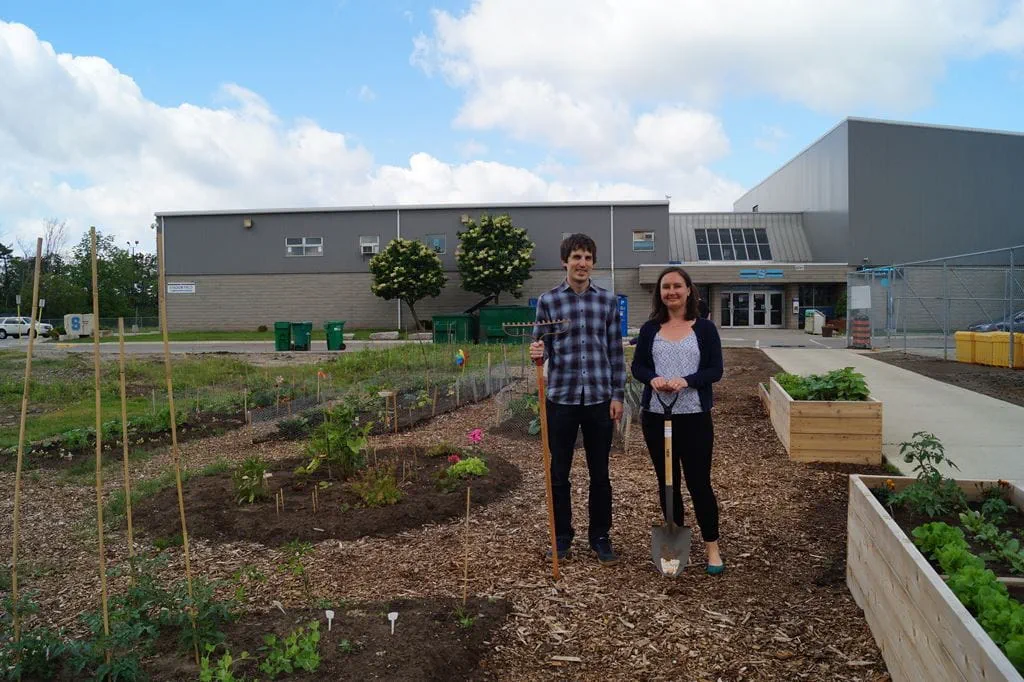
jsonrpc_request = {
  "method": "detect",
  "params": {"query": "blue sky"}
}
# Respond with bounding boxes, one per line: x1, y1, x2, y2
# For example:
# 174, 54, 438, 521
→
2, 0, 1024, 248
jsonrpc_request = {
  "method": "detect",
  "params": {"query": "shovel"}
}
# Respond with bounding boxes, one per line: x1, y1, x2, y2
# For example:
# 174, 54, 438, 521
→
651, 390, 692, 577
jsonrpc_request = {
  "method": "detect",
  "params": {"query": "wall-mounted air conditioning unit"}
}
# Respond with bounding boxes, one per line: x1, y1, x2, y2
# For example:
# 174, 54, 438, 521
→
361, 244, 379, 255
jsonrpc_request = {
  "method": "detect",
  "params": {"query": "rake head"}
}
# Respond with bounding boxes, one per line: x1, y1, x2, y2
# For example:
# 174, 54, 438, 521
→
501, 318, 570, 341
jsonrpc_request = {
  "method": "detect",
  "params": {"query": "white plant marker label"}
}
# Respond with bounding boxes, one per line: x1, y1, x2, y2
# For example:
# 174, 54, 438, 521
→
326, 609, 335, 631
388, 611, 399, 635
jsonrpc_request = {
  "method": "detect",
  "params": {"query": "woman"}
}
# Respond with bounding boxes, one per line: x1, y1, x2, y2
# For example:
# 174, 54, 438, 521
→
630, 267, 725, 574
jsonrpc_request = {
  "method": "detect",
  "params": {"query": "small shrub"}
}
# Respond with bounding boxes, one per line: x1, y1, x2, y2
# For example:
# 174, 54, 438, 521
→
448, 456, 489, 479
257, 324, 268, 333
276, 416, 309, 439
351, 465, 402, 507
233, 457, 270, 505
888, 432, 967, 518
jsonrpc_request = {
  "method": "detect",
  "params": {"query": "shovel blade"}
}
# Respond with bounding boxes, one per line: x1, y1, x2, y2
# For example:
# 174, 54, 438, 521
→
651, 524, 692, 577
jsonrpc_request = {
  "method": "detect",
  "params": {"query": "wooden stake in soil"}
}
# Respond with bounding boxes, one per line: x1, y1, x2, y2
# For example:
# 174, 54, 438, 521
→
117, 318, 136, 582
89, 228, 113, 666
10, 237, 43, 645
462, 486, 472, 606
156, 225, 200, 665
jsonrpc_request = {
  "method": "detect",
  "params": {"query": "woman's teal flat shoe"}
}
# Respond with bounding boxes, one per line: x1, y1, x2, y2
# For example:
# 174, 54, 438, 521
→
706, 562, 726, 576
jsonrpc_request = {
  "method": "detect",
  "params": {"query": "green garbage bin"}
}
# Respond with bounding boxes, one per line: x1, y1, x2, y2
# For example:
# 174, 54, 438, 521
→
432, 314, 474, 344
274, 321, 291, 351
478, 305, 536, 344
324, 320, 346, 351
291, 321, 313, 351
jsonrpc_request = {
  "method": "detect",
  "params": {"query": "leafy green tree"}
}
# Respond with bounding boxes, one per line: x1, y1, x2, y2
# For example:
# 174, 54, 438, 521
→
455, 213, 535, 303
369, 237, 447, 330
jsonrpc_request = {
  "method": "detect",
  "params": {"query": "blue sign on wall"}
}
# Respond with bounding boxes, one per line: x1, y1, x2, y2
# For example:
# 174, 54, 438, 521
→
617, 295, 628, 338
739, 269, 784, 279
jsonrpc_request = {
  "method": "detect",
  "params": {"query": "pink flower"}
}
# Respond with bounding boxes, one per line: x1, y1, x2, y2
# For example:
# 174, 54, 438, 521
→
448, 454, 461, 465
467, 428, 484, 445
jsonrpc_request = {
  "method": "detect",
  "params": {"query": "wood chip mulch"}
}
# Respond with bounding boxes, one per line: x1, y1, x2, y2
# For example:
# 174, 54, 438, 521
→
0, 348, 892, 681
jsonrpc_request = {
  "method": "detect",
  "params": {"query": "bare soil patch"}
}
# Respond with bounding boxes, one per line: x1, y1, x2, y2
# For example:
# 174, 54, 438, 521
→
871, 350, 1024, 408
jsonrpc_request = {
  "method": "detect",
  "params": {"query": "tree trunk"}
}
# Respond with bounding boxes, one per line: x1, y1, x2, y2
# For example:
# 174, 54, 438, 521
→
406, 302, 423, 331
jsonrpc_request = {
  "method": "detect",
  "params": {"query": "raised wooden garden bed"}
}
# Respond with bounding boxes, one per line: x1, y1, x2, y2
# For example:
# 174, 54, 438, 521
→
766, 376, 882, 465
847, 474, 1024, 682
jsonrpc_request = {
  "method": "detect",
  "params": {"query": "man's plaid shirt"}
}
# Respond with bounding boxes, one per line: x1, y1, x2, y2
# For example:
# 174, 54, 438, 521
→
535, 279, 625, 406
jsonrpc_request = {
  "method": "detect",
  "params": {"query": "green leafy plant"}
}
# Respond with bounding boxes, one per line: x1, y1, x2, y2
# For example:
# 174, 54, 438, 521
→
913, 521, 1024, 671
199, 643, 250, 682
233, 456, 271, 505
888, 432, 967, 518
162, 574, 235, 656
298, 401, 369, 479
448, 457, 489, 479
258, 621, 321, 678
0, 592, 74, 681
426, 442, 463, 458
279, 540, 314, 604
773, 367, 869, 401
351, 465, 403, 507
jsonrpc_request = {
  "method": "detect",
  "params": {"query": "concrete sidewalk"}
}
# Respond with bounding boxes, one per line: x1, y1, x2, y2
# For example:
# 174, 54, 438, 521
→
762, 348, 1024, 481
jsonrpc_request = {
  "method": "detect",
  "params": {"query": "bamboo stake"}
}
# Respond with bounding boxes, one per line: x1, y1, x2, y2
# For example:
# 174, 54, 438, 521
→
89, 228, 112, 668
157, 226, 200, 665
276, 492, 280, 516
117, 318, 136, 584
10, 237, 43, 646
462, 486, 471, 606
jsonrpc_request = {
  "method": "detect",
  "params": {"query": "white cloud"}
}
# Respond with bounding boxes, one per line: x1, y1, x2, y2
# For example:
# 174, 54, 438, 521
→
457, 139, 489, 158
0, 18, 743, 251
357, 85, 376, 102
414, 0, 1024, 113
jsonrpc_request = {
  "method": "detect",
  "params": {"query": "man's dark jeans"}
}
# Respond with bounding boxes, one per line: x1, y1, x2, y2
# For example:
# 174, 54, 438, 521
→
545, 399, 613, 546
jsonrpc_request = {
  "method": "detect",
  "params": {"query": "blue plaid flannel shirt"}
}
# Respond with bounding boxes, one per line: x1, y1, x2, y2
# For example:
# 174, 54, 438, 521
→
534, 279, 626, 405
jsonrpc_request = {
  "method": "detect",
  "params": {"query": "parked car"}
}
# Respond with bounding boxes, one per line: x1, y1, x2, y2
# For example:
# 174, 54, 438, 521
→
0, 316, 54, 339
967, 310, 1024, 333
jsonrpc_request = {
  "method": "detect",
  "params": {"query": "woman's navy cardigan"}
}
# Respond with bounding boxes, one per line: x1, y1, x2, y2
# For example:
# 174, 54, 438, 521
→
630, 317, 724, 413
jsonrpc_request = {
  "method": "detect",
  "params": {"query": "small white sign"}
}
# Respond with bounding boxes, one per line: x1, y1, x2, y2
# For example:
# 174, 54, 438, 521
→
167, 282, 196, 294
850, 285, 871, 310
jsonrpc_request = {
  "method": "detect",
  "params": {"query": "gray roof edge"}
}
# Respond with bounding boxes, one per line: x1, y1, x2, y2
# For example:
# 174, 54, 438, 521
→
155, 199, 670, 218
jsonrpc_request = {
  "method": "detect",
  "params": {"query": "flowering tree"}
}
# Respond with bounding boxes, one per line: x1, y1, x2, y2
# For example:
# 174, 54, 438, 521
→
369, 238, 446, 331
455, 213, 535, 303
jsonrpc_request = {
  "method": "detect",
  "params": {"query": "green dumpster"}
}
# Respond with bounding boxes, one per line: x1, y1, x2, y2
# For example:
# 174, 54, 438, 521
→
432, 314, 474, 344
324, 320, 346, 351
274, 321, 291, 351
478, 305, 535, 344
291, 321, 313, 351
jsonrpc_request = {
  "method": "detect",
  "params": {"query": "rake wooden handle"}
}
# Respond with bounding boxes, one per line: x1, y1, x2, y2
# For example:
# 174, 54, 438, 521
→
534, 361, 560, 581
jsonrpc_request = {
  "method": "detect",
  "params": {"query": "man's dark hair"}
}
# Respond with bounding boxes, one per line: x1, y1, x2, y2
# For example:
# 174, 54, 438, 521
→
650, 266, 700, 323
560, 233, 597, 264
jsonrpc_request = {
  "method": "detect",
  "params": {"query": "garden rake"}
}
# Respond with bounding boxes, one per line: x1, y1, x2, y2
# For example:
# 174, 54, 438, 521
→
503, 318, 570, 580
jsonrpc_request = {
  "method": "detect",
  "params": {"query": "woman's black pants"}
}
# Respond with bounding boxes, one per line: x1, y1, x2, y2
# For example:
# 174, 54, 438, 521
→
640, 409, 719, 542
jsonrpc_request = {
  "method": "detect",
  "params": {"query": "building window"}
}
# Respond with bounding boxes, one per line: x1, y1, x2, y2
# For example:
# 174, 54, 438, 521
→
359, 235, 380, 256
695, 228, 772, 261
632, 230, 655, 251
285, 236, 323, 257
424, 234, 446, 254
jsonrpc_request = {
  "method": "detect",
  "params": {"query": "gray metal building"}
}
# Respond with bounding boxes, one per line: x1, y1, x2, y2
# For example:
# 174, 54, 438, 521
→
156, 117, 1024, 333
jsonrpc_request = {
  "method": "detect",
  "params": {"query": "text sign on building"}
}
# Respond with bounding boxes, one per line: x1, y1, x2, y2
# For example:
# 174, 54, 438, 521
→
739, 269, 784, 280
167, 282, 196, 294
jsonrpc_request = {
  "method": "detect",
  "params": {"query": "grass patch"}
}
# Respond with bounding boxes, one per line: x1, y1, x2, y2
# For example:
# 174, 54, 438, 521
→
63, 328, 410, 343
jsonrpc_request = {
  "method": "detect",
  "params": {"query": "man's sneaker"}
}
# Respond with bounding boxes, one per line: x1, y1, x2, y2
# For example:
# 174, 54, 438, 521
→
545, 538, 572, 561
591, 537, 619, 566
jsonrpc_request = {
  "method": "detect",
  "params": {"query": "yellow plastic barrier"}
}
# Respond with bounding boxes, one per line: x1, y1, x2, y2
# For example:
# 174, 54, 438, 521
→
954, 331, 975, 364
974, 332, 994, 366
990, 331, 1024, 369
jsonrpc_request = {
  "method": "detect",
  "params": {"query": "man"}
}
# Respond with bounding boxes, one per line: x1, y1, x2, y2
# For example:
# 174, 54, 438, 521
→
530, 233, 625, 566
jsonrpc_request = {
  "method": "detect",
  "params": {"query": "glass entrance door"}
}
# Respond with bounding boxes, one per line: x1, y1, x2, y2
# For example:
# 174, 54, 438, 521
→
721, 289, 784, 327
731, 292, 750, 327
753, 293, 766, 326
769, 292, 783, 326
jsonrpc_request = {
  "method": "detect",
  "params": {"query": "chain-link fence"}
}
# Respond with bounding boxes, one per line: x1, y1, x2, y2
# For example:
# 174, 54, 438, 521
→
846, 244, 1024, 364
